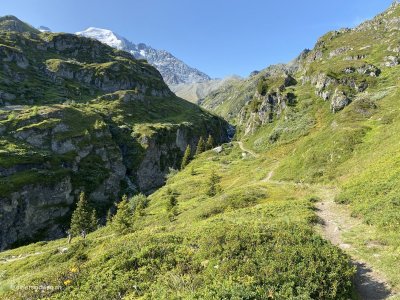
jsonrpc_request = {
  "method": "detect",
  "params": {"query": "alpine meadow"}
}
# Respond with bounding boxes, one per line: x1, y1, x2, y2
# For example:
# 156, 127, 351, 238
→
0, 1, 400, 299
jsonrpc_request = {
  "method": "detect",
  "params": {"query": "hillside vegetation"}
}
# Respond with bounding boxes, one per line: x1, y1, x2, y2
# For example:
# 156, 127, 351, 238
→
204, 1, 400, 294
0, 144, 355, 299
0, 16, 229, 250
1, 2, 400, 299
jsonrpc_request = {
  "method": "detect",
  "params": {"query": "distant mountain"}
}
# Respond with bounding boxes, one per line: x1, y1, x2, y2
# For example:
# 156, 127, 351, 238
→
170, 76, 242, 103
37, 25, 51, 32
76, 27, 211, 86
0, 15, 39, 33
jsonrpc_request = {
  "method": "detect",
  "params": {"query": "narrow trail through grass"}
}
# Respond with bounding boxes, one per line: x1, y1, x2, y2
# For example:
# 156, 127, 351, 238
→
237, 141, 259, 158
249, 143, 399, 300
315, 188, 398, 300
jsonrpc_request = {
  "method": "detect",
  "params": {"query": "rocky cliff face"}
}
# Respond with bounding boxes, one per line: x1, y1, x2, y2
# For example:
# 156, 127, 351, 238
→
0, 17, 229, 250
204, 2, 400, 133
238, 73, 297, 135
0, 103, 228, 250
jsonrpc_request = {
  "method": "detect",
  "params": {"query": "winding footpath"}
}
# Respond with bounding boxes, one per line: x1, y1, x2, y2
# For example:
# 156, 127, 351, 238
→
315, 188, 397, 300
237, 142, 398, 299
237, 141, 259, 158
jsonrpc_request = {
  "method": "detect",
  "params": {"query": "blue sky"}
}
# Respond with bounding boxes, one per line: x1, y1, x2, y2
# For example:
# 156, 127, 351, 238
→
0, 0, 394, 78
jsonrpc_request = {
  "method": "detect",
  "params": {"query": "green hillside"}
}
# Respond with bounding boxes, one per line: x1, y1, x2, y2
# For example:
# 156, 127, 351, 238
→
0, 144, 355, 299
1, 2, 400, 300
204, 1, 400, 295
0, 16, 229, 251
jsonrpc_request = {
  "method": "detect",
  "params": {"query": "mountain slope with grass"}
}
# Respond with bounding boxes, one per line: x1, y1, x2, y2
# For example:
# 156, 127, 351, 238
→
1, 2, 400, 299
0, 15, 229, 250
203, 2, 399, 124
0, 143, 356, 299
204, 1, 400, 295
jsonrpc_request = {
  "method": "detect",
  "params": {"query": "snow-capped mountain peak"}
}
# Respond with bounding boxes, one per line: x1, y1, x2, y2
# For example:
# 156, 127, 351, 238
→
76, 27, 210, 85
76, 27, 130, 51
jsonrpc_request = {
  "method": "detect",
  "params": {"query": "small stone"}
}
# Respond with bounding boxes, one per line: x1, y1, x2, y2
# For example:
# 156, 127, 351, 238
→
212, 146, 223, 153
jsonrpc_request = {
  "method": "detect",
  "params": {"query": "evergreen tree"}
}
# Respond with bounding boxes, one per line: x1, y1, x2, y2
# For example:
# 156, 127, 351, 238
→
195, 136, 205, 156
130, 193, 148, 216
166, 194, 178, 211
70, 192, 91, 236
181, 145, 191, 170
130, 193, 148, 211
206, 134, 214, 150
166, 193, 178, 221
112, 195, 133, 234
106, 208, 113, 225
207, 170, 221, 197
90, 209, 98, 232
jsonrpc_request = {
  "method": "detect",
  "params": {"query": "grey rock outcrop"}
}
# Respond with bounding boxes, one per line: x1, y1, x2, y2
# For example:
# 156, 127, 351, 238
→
331, 89, 351, 112
329, 46, 353, 58
0, 177, 74, 249
383, 55, 400, 67
238, 75, 296, 136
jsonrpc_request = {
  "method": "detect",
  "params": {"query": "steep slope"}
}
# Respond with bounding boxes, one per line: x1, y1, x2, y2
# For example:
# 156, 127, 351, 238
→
0, 16, 229, 250
204, 2, 399, 123
0, 15, 39, 34
76, 27, 211, 86
203, 2, 400, 141
202, 62, 300, 121
203, 1, 400, 292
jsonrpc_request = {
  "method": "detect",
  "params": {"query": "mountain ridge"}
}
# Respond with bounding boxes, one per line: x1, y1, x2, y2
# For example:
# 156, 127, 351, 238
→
0, 15, 229, 250
202, 1, 400, 122
1, 3, 400, 299
76, 27, 211, 86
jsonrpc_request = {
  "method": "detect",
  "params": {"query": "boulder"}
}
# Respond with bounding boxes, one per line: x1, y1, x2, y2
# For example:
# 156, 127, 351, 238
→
329, 46, 353, 58
213, 146, 223, 153
331, 89, 351, 112
383, 55, 399, 67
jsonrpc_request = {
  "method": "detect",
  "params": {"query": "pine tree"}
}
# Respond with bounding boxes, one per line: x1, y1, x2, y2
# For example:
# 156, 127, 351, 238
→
207, 170, 221, 197
112, 195, 133, 234
106, 208, 113, 225
166, 193, 178, 221
166, 194, 178, 211
181, 145, 191, 170
206, 134, 214, 150
130, 193, 148, 211
130, 193, 148, 216
70, 192, 91, 236
90, 209, 98, 232
195, 136, 205, 156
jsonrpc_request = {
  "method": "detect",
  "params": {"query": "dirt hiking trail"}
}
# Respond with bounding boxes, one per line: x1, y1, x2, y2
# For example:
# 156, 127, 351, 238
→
242, 137, 399, 299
